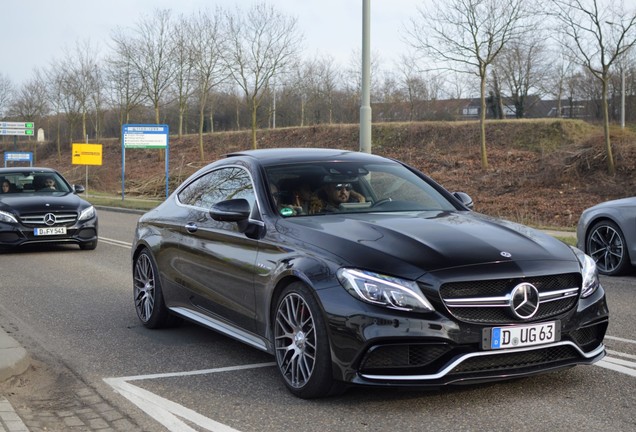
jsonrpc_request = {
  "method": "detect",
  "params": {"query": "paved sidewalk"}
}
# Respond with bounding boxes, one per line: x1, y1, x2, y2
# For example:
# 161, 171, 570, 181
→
0, 329, 29, 432
0, 398, 29, 432
0, 330, 29, 383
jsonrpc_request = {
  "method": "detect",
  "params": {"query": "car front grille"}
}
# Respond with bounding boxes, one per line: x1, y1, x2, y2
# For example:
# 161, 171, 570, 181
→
20, 212, 78, 226
438, 274, 581, 324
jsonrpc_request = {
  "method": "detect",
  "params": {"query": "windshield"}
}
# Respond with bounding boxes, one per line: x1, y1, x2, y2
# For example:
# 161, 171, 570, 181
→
265, 161, 458, 217
0, 171, 72, 194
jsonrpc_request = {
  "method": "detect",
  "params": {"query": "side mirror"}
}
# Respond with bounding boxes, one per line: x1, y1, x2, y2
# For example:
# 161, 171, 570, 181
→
73, 185, 85, 194
453, 192, 474, 210
210, 198, 251, 222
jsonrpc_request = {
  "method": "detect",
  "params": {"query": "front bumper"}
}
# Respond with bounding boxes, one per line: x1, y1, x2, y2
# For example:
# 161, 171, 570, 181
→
319, 283, 609, 388
0, 218, 98, 248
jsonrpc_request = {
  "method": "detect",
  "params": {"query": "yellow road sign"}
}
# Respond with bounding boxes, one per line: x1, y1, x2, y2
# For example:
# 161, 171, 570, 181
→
72, 144, 103, 165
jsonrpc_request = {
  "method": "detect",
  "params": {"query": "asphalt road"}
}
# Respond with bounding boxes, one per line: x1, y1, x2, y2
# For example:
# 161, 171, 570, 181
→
0, 208, 634, 432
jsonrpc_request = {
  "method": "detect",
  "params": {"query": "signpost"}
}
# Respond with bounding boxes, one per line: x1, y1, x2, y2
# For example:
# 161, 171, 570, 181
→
72, 144, 103, 196
0, 122, 35, 136
121, 124, 170, 200
4, 152, 33, 167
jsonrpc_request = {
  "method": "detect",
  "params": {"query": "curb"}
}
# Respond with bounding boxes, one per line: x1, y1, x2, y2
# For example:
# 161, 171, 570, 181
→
0, 329, 30, 382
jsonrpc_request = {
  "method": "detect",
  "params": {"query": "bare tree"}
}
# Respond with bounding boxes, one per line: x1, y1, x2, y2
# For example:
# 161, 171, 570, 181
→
104, 52, 146, 126
551, 0, 636, 175
0, 73, 14, 118
407, 0, 534, 169
494, 36, 549, 118
52, 40, 103, 142
8, 71, 49, 160
224, 2, 302, 148
189, 8, 227, 159
111, 9, 176, 125
543, 49, 577, 117
171, 13, 196, 138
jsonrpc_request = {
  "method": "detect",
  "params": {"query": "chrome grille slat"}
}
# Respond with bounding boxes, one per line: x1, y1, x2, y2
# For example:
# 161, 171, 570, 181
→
438, 274, 581, 324
20, 212, 78, 226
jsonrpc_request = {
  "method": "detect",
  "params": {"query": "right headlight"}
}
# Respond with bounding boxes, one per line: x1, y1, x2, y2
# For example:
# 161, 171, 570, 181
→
0, 210, 18, 223
337, 268, 434, 313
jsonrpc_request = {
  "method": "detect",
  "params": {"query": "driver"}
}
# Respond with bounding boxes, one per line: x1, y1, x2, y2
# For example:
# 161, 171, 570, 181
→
320, 182, 365, 212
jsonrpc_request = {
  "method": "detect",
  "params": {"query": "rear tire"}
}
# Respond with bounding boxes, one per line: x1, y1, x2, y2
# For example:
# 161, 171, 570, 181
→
133, 248, 179, 328
274, 282, 340, 398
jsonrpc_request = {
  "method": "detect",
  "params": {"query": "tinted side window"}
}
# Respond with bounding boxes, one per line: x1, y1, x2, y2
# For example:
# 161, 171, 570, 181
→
178, 167, 255, 209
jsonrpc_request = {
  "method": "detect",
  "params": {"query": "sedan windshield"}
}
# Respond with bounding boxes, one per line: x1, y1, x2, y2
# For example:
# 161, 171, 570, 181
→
265, 161, 458, 217
0, 171, 71, 194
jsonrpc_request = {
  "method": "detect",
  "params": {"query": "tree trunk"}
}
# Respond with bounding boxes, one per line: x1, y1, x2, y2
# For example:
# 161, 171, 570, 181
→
479, 70, 489, 170
601, 77, 615, 176
251, 98, 258, 149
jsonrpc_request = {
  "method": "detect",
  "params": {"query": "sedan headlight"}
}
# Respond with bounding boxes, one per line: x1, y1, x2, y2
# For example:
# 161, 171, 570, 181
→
0, 210, 18, 223
78, 206, 95, 221
571, 246, 600, 298
337, 268, 434, 312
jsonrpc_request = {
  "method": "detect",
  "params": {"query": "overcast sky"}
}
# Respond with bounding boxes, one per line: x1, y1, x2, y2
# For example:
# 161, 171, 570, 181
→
1, 0, 423, 86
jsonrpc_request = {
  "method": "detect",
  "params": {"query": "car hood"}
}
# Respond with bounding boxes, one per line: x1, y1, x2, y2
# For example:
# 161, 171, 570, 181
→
0, 193, 89, 214
588, 196, 636, 210
278, 211, 578, 277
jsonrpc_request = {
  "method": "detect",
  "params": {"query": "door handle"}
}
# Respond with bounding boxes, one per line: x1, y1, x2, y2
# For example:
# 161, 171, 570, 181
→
185, 223, 198, 233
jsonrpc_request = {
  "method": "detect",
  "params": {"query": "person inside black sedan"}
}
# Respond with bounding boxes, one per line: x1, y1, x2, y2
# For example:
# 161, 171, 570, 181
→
319, 181, 365, 212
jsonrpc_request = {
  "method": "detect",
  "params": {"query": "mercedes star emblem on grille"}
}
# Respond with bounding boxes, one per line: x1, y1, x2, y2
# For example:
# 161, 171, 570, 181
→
509, 283, 540, 319
43, 213, 57, 226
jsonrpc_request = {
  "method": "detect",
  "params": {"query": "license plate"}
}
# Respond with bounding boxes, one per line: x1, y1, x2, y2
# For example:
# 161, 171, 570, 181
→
485, 321, 560, 350
34, 227, 67, 236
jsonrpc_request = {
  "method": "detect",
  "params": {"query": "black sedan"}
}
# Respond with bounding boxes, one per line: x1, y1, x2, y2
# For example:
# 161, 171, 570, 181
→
132, 149, 608, 398
577, 196, 636, 275
0, 167, 98, 250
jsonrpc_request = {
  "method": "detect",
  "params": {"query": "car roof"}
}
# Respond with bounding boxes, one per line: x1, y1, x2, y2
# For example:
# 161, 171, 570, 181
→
225, 148, 392, 166
0, 167, 58, 174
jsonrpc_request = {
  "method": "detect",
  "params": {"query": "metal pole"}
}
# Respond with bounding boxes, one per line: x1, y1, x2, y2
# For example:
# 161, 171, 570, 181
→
359, 0, 372, 153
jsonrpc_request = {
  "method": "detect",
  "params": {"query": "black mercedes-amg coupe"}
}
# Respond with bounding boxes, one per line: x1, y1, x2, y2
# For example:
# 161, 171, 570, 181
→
132, 149, 608, 398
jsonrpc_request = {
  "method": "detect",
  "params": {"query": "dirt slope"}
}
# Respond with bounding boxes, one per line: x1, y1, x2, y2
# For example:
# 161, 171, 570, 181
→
27, 119, 636, 229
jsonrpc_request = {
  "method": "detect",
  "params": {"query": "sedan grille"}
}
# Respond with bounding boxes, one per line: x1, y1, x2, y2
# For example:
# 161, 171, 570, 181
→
20, 212, 78, 227
439, 274, 581, 324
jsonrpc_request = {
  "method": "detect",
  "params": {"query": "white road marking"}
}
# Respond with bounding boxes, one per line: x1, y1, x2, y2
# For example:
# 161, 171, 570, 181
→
605, 335, 636, 345
99, 236, 132, 248
606, 349, 636, 361
596, 358, 636, 377
104, 363, 275, 432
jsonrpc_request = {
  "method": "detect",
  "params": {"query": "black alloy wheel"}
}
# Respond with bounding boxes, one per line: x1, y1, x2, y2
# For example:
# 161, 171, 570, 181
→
587, 220, 631, 276
274, 282, 337, 398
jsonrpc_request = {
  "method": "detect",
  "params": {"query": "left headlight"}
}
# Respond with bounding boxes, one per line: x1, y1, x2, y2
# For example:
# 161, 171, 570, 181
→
571, 246, 600, 298
337, 268, 434, 313
78, 206, 95, 221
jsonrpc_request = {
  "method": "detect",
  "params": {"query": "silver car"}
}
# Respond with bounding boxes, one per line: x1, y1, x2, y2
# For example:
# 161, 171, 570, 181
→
577, 197, 636, 275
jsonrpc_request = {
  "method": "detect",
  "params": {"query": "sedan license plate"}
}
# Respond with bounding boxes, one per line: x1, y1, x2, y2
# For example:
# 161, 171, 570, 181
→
34, 227, 67, 236
484, 321, 560, 350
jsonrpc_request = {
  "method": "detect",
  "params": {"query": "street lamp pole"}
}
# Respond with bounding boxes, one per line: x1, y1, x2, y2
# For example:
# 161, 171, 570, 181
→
359, 0, 372, 153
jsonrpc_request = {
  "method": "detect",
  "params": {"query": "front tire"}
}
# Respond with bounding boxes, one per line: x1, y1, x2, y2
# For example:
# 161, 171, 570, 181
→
586, 220, 631, 276
274, 282, 337, 398
79, 239, 97, 250
133, 248, 178, 328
